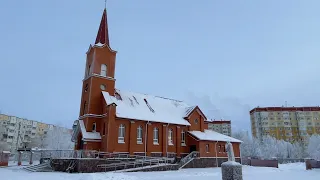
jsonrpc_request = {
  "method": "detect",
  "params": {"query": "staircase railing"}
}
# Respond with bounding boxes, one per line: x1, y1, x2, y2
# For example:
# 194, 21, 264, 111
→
178, 151, 199, 169
97, 157, 167, 172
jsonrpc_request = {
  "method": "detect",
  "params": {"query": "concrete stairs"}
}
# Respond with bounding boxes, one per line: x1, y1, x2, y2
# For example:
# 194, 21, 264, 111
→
23, 162, 53, 172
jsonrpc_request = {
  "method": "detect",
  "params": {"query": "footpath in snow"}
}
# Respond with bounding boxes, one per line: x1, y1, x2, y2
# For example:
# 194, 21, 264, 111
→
1, 163, 320, 180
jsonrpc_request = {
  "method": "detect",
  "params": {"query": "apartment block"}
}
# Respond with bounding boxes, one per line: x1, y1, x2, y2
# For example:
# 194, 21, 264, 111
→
206, 119, 232, 136
250, 107, 320, 144
0, 113, 69, 152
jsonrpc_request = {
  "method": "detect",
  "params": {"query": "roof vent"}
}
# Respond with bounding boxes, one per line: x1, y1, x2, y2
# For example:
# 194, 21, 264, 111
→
144, 98, 155, 113
128, 98, 134, 107
133, 96, 139, 104
115, 92, 122, 100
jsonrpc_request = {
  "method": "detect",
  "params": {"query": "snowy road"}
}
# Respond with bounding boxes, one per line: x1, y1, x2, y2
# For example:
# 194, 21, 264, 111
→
1, 163, 319, 180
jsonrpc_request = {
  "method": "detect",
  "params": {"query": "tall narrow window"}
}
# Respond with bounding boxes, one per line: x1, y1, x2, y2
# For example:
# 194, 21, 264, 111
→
84, 84, 88, 92
103, 123, 106, 135
206, 144, 209, 153
137, 126, 143, 144
118, 124, 125, 143
92, 122, 96, 132
181, 130, 186, 145
168, 129, 173, 145
153, 128, 159, 144
101, 64, 107, 77
86, 65, 91, 77
83, 101, 87, 114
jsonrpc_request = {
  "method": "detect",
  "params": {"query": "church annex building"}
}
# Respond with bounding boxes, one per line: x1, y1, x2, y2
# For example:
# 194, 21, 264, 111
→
71, 8, 242, 159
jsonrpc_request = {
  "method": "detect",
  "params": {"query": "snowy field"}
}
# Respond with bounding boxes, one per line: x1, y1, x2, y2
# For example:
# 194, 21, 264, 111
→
1, 163, 319, 180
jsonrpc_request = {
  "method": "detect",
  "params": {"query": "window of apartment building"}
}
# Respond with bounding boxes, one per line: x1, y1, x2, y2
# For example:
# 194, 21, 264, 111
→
181, 130, 186, 145
206, 144, 209, 153
168, 129, 173, 145
118, 124, 125, 143
137, 126, 143, 144
101, 64, 107, 77
153, 128, 159, 144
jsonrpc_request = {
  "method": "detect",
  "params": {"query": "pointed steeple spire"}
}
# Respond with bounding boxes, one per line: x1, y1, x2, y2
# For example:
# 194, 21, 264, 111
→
95, 8, 110, 45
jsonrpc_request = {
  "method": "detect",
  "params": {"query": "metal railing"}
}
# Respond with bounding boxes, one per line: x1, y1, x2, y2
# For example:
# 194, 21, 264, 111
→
97, 157, 167, 172
178, 151, 199, 169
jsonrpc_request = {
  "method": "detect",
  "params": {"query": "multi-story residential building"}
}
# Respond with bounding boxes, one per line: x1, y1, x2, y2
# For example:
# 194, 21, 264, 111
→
206, 120, 232, 136
250, 106, 320, 144
0, 113, 71, 152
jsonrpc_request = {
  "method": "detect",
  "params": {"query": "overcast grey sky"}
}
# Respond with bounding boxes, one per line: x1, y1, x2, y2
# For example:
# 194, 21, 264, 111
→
1, 0, 320, 132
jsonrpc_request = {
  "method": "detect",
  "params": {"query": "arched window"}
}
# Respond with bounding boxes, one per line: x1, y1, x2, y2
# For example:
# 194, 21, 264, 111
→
118, 124, 125, 143
181, 130, 186, 145
137, 126, 143, 144
101, 64, 107, 77
206, 144, 209, 153
153, 128, 159, 144
92, 122, 96, 132
168, 129, 173, 145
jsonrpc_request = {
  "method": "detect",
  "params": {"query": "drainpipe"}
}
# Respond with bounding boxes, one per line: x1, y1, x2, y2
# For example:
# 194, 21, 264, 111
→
145, 121, 149, 158
239, 143, 242, 164
166, 123, 169, 163
215, 141, 218, 167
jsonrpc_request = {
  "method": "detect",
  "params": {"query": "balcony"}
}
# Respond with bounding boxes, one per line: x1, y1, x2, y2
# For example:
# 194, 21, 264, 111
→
8, 132, 15, 136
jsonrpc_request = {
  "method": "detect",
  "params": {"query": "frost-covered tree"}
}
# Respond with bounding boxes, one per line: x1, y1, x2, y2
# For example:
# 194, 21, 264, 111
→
232, 131, 262, 158
0, 141, 9, 152
43, 126, 74, 150
307, 135, 320, 160
232, 131, 308, 159
29, 134, 46, 149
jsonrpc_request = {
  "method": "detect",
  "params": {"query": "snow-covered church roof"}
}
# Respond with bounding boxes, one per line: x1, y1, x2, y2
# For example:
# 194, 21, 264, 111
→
189, 130, 242, 143
102, 89, 199, 126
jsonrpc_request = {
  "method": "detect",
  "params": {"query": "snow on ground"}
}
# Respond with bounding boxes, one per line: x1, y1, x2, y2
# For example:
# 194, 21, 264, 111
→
1, 163, 320, 180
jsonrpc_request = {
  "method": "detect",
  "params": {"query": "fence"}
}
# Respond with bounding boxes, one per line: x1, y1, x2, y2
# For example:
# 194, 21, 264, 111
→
9, 150, 100, 163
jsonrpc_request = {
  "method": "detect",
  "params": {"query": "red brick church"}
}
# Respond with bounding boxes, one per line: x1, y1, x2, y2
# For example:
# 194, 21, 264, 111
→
71, 8, 241, 159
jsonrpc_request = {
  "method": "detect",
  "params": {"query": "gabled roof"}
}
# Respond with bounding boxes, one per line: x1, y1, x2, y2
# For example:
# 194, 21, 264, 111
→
102, 89, 194, 126
184, 105, 207, 120
189, 130, 242, 143
71, 120, 101, 142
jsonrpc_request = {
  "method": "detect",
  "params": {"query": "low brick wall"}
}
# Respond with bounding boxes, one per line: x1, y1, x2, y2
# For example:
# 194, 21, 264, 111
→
249, 159, 278, 168
126, 164, 179, 172
183, 158, 241, 168
305, 159, 320, 170
51, 158, 123, 173
51, 158, 171, 173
